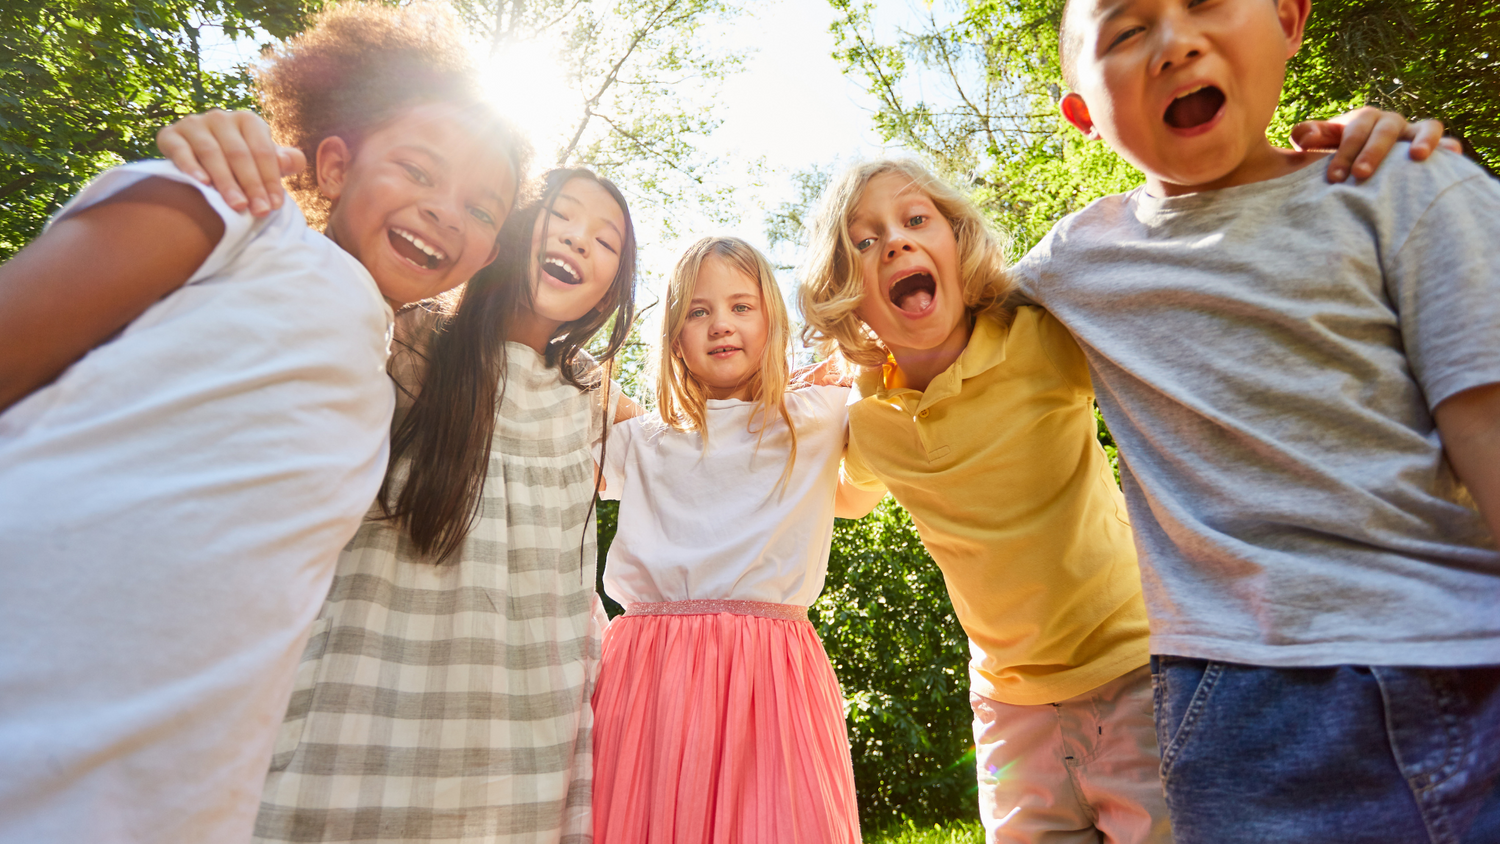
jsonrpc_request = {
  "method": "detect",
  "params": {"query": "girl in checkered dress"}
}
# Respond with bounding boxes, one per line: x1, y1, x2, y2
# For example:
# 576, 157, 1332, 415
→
248, 169, 638, 844
591, 237, 882, 843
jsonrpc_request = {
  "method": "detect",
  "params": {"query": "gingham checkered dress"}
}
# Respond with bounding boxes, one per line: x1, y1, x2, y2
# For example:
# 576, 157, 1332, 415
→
254, 342, 609, 844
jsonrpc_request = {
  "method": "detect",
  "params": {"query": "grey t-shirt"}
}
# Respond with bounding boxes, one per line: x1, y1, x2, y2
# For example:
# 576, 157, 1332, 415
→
1012, 147, 1500, 668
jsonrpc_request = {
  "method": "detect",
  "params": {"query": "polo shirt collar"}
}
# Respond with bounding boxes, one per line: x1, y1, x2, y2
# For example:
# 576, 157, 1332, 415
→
857, 312, 1011, 407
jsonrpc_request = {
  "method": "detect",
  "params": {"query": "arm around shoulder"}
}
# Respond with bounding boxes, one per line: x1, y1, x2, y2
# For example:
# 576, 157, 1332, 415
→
1434, 382, 1500, 542
0, 177, 224, 413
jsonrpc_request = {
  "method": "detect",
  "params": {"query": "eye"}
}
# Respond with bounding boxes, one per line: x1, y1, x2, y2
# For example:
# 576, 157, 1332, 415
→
597, 238, 618, 255
549, 209, 567, 220
907, 215, 926, 227
400, 162, 432, 186
732, 303, 752, 313
854, 236, 876, 252
470, 206, 496, 227
688, 307, 708, 319
1107, 25, 1144, 50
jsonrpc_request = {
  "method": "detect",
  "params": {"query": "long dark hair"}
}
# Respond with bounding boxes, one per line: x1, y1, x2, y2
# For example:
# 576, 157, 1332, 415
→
382, 168, 638, 562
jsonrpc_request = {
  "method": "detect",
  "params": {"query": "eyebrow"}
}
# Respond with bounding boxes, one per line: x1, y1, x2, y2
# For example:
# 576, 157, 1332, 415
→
690, 292, 759, 304
555, 192, 624, 238
1095, 0, 1134, 25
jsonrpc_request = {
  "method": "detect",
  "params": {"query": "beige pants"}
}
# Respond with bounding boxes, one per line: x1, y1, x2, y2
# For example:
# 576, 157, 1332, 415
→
971, 666, 1172, 844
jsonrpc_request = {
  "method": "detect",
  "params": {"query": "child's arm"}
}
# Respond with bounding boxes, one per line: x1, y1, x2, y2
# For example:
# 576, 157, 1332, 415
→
834, 465, 886, 520
0, 178, 224, 413
157, 109, 302, 218
1434, 383, 1500, 541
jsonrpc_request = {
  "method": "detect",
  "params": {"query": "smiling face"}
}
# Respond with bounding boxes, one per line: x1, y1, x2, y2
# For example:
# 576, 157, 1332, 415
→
1059, 0, 1309, 195
674, 256, 769, 401
848, 172, 968, 365
320, 102, 517, 306
521, 177, 626, 340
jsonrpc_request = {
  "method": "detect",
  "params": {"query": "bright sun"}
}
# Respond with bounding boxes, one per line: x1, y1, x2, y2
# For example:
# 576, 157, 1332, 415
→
478, 37, 575, 160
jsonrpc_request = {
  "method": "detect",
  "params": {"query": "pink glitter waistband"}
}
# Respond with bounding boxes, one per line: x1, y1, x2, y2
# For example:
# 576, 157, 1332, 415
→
624, 600, 810, 622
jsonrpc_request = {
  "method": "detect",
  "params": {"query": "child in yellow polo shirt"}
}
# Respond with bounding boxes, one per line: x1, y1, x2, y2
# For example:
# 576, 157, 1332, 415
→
798, 157, 1162, 843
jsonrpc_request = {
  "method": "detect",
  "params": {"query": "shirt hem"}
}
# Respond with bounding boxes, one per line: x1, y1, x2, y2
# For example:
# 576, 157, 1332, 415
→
970, 641, 1150, 706
1151, 634, 1500, 668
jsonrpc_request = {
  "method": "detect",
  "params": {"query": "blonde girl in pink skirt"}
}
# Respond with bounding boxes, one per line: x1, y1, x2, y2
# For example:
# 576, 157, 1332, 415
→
593, 236, 883, 843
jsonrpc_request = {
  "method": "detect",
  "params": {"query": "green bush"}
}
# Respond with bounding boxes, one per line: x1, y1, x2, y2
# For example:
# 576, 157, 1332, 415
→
814, 500, 975, 828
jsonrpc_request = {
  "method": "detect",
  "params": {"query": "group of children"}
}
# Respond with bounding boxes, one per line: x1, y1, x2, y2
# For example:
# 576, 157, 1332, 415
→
1, 0, 1495, 843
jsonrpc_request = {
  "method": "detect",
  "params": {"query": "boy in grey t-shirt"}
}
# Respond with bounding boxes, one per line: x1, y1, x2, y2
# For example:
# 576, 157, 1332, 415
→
1011, 0, 1500, 840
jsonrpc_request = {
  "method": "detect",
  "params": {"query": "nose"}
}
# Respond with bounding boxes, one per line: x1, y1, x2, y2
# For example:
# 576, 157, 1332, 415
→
420, 185, 464, 233
1152, 12, 1206, 75
558, 224, 589, 257
884, 228, 916, 261
709, 312, 734, 337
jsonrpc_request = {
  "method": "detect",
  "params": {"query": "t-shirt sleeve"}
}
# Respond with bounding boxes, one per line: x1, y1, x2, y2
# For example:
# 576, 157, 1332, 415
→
48, 160, 266, 286
1384, 163, 1500, 407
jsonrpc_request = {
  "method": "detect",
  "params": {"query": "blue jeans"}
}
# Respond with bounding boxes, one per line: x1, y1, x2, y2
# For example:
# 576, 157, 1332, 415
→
1150, 657, 1500, 844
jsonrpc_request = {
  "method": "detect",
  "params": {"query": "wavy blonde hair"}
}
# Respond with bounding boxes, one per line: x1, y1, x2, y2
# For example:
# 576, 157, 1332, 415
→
797, 158, 1012, 368
656, 236, 799, 486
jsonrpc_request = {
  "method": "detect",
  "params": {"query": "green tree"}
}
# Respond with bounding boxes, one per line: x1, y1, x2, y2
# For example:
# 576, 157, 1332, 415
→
0, 0, 315, 259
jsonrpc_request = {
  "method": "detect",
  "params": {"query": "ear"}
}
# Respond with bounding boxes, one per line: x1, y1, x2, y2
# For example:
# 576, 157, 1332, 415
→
1277, 0, 1312, 57
1060, 93, 1101, 140
315, 136, 354, 201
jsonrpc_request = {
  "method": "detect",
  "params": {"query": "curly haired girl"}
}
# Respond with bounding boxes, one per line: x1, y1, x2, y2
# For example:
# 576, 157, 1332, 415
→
0, 3, 525, 843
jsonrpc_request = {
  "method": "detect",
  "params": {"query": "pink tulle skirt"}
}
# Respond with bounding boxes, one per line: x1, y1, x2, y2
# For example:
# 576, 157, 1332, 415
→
592, 600, 861, 844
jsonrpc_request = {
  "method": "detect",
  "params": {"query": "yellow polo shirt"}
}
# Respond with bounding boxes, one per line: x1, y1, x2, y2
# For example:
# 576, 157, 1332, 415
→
844, 306, 1149, 705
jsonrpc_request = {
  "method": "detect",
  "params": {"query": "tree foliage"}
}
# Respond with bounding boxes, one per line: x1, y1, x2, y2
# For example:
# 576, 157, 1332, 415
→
0, 0, 316, 259
451, 0, 748, 237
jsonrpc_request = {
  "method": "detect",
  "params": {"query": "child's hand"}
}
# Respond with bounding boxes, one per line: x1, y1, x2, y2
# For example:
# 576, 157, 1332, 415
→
1290, 107, 1464, 183
156, 109, 304, 217
791, 358, 854, 388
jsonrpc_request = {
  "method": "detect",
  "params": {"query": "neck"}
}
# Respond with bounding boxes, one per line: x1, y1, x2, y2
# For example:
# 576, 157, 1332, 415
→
511, 312, 561, 356
1148, 140, 1325, 197
886, 315, 973, 393
704, 382, 755, 402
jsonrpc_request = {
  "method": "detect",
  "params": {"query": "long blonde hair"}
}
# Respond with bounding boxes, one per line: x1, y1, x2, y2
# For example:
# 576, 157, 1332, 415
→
656, 236, 799, 485
798, 158, 1012, 367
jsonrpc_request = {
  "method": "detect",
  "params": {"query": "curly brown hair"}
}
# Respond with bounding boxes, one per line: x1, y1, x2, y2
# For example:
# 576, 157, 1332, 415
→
254, 2, 530, 228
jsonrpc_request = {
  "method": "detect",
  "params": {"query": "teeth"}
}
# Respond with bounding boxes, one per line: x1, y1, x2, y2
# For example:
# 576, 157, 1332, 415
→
393, 228, 446, 261
544, 257, 580, 282
1175, 84, 1207, 99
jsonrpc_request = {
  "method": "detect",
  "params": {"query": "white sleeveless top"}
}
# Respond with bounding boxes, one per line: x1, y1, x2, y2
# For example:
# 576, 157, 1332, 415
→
599, 385, 850, 607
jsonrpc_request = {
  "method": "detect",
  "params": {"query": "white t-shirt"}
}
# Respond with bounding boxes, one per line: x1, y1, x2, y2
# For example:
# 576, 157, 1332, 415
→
599, 385, 849, 607
0, 162, 396, 843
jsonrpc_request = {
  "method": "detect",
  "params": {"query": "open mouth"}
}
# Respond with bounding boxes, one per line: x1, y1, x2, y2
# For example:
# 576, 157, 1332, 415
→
1164, 85, 1226, 130
389, 227, 447, 270
709, 345, 741, 358
888, 272, 936, 314
542, 256, 582, 285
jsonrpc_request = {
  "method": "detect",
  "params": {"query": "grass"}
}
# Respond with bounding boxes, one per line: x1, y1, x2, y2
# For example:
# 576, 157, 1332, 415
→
864, 819, 985, 844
